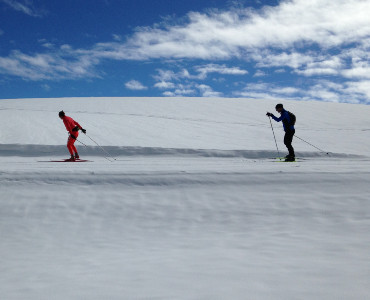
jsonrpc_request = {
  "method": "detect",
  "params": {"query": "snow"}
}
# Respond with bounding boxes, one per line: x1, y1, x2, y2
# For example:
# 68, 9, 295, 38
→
1, 97, 370, 299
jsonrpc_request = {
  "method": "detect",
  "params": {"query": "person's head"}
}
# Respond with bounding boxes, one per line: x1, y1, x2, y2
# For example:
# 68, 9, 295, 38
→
58, 110, 65, 119
275, 103, 284, 114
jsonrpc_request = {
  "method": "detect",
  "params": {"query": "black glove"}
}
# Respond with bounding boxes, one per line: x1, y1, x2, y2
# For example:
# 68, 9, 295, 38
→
266, 112, 272, 117
70, 134, 77, 140
81, 128, 86, 134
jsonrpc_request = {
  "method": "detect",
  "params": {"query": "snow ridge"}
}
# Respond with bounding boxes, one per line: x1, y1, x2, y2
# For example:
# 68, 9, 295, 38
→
0, 144, 362, 159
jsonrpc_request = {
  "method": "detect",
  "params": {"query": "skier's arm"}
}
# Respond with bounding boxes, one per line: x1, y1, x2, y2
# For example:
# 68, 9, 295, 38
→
266, 112, 280, 121
73, 121, 86, 134
74, 120, 82, 130
271, 114, 283, 122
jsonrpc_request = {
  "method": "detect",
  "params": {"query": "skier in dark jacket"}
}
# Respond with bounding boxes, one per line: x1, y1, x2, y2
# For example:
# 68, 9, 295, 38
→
266, 104, 295, 161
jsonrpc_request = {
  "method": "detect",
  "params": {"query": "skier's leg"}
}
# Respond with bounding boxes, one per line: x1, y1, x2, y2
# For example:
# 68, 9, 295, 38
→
72, 131, 79, 156
67, 136, 75, 157
284, 130, 295, 157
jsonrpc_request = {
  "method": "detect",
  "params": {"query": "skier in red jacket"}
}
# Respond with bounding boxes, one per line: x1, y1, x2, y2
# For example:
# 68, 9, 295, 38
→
59, 111, 86, 161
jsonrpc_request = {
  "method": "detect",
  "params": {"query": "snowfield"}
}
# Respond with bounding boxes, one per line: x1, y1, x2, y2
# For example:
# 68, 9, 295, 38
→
1, 97, 370, 300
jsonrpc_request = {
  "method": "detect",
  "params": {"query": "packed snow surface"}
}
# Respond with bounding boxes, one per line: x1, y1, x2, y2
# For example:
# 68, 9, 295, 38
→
1, 97, 370, 300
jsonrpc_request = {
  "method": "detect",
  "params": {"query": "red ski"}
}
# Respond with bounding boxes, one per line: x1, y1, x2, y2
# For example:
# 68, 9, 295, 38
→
39, 159, 92, 162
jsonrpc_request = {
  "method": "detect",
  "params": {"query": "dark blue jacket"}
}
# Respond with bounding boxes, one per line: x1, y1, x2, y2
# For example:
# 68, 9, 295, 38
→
271, 109, 294, 132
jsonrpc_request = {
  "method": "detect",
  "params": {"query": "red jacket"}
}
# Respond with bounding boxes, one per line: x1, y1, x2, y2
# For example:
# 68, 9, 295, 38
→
62, 116, 82, 134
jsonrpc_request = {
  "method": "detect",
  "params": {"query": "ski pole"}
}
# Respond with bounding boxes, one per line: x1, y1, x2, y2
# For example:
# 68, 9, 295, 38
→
76, 138, 113, 162
268, 116, 281, 160
85, 133, 117, 161
76, 138, 88, 147
294, 135, 329, 154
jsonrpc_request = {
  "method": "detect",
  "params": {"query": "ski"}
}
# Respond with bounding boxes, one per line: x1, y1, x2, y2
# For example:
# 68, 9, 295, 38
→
271, 157, 306, 162
274, 158, 308, 162
39, 159, 92, 162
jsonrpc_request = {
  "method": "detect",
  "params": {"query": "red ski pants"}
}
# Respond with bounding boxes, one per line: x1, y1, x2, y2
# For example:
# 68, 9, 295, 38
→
67, 132, 79, 156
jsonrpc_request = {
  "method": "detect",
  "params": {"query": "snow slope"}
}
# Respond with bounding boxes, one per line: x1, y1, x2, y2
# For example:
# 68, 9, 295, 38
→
1, 97, 370, 154
1, 97, 370, 300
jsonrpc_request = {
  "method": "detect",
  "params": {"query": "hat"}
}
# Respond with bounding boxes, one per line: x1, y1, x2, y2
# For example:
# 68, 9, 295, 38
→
275, 104, 284, 109
58, 110, 65, 117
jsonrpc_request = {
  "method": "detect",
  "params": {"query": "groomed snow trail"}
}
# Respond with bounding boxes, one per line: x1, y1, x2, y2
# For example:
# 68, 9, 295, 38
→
1, 154, 370, 300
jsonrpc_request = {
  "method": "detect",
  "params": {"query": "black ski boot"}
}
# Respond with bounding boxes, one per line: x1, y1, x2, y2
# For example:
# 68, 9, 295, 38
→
285, 155, 295, 162
66, 155, 76, 162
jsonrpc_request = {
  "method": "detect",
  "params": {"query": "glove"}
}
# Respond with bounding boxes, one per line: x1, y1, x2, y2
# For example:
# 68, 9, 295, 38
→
81, 128, 86, 134
70, 134, 76, 140
266, 112, 272, 117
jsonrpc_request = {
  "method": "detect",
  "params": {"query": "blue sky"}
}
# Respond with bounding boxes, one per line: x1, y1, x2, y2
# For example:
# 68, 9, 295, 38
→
1, 0, 370, 103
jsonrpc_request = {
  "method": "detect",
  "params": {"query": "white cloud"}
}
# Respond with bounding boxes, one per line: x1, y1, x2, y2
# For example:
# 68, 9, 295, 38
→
41, 84, 51, 91
235, 82, 303, 101
194, 64, 248, 79
234, 79, 370, 104
272, 87, 300, 95
2, 0, 46, 17
154, 81, 175, 89
156, 79, 222, 97
153, 69, 178, 82
152, 65, 231, 97
161, 84, 196, 96
253, 70, 266, 77
153, 68, 187, 82
163, 91, 175, 97
173, 88, 195, 96
341, 55, 370, 79
41, 43, 54, 49
254, 51, 315, 69
91, 0, 370, 61
154, 64, 247, 83
197, 84, 223, 97
306, 84, 341, 103
342, 80, 370, 103
125, 80, 147, 90
0, 49, 99, 80
295, 56, 343, 76
161, 83, 222, 97
112, 34, 122, 41
342, 66, 370, 79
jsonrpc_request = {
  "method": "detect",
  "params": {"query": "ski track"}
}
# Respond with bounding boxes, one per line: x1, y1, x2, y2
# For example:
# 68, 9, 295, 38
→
1, 154, 370, 299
